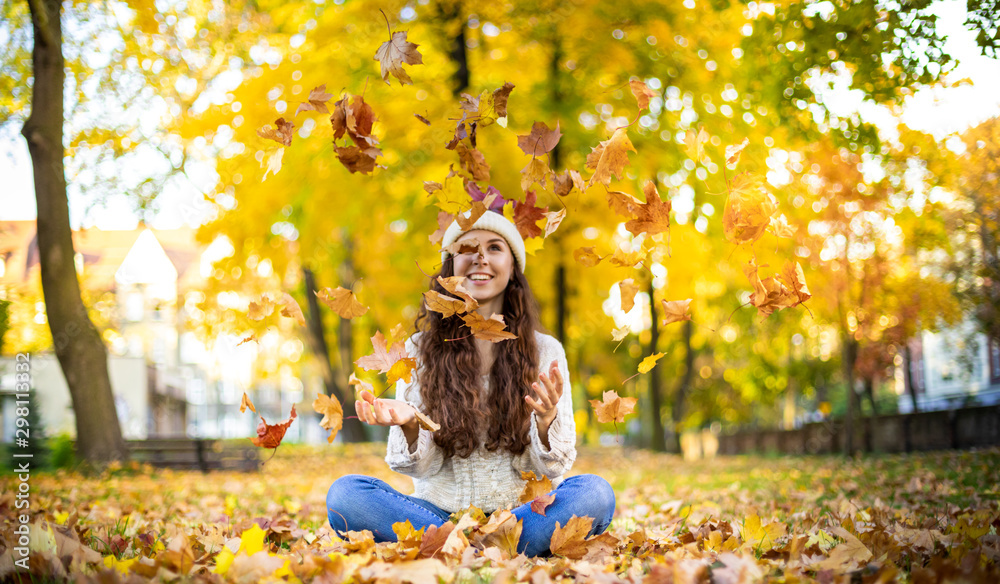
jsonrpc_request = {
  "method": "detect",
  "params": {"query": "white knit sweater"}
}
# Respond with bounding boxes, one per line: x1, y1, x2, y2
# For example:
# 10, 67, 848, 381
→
385, 330, 577, 513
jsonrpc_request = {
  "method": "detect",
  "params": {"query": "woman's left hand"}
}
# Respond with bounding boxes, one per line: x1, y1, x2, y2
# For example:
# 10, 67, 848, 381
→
526, 359, 562, 424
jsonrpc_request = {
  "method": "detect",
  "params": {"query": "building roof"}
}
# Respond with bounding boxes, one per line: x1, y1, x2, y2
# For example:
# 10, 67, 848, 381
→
0, 221, 206, 291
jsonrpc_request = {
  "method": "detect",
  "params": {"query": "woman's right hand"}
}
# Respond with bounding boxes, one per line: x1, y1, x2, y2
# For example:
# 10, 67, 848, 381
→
355, 389, 418, 429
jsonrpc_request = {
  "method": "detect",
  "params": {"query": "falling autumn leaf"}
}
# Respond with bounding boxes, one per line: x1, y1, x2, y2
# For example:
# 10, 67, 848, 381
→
611, 326, 629, 342
619, 279, 639, 313
520, 157, 552, 193
316, 287, 369, 319
608, 247, 643, 268
279, 292, 306, 326
466, 181, 510, 211
429, 211, 454, 245
240, 392, 256, 414
607, 189, 643, 217
624, 181, 671, 238
573, 246, 604, 267
455, 142, 491, 182
725, 138, 749, 167
440, 238, 484, 259
356, 331, 413, 376
460, 311, 517, 342
348, 372, 374, 395
661, 299, 693, 325
723, 175, 776, 245
492, 82, 515, 124
237, 334, 257, 347
435, 276, 479, 312
684, 126, 709, 161
629, 79, 659, 111
587, 127, 637, 188
247, 295, 276, 320
334, 145, 382, 175
295, 85, 333, 116
543, 208, 566, 238
768, 213, 797, 238
312, 393, 343, 444
261, 147, 285, 181
374, 30, 423, 86
637, 352, 665, 374
513, 190, 548, 239
257, 118, 295, 147
589, 390, 638, 424
516, 121, 562, 156
414, 113, 431, 125
554, 169, 585, 197
250, 404, 297, 449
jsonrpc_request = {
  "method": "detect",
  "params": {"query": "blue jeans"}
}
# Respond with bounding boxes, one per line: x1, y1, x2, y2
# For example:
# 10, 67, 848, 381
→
326, 474, 616, 557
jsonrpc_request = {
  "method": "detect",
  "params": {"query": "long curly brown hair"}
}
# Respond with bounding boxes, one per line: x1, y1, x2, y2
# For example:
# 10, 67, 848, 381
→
412, 254, 544, 459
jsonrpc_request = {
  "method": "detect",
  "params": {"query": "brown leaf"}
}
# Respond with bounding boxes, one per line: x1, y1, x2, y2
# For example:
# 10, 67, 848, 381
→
549, 516, 595, 559
240, 392, 256, 414
513, 190, 548, 239
257, 118, 295, 147
429, 211, 454, 245
348, 372, 374, 394
440, 237, 484, 258
250, 404, 297, 449
608, 247, 643, 268
589, 390, 637, 424
374, 30, 423, 86
517, 121, 562, 156
424, 290, 472, 318
587, 127, 636, 188
531, 493, 556, 516
316, 287, 369, 319
723, 174, 775, 244
661, 298, 692, 325
456, 142, 491, 182
492, 82, 516, 120
436, 276, 480, 313
607, 189, 643, 217
330, 95, 378, 146
334, 145, 381, 175
553, 169, 585, 197
475, 510, 522, 558
619, 279, 639, 313
279, 292, 306, 326
629, 79, 659, 111
414, 113, 431, 125
313, 393, 343, 444
295, 85, 333, 116
624, 181, 671, 237
460, 311, 517, 342
419, 522, 467, 559
782, 261, 811, 305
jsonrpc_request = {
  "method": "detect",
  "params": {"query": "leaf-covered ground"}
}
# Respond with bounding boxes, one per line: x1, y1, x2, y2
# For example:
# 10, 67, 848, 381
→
2, 445, 999, 582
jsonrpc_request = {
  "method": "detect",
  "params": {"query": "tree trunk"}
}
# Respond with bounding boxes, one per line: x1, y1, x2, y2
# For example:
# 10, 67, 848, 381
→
646, 278, 665, 451
904, 343, 919, 413
842, 335, 858, 456
23, 0, 127, 464
302, 267, 366, 442
436, 0, 469, 96
672, 319, 695, 454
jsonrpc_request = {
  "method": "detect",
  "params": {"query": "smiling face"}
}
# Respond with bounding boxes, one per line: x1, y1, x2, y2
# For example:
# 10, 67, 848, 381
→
452, 229, 515, 314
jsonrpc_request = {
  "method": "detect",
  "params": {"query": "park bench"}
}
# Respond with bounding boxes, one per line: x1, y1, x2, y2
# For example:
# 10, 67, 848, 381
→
125, 438, 259, 472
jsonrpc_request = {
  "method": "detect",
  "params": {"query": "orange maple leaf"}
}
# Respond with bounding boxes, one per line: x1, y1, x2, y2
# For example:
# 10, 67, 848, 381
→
250, 404, 297, 449
629, 79, 659, 111
247, 295, 276, 320
312, 393, 343, 444
624, 181, 671, 238
549, 516, 596, 559
374, 30, 423, 86
519, 471, 554, 504
279, 292, 306, 326
334, 145, 382, 175
460, 311, 517, 342
436, 276, 479, 313
723, 174, 776, 244
589, 390, 638, 424
587, 127, 636, 188
573, 246, 604, 267
316, 287, 369, 319
661, 299, 692, 325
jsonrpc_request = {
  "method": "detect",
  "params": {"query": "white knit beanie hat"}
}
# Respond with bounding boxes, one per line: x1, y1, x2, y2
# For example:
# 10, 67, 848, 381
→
440, 210, 526, 272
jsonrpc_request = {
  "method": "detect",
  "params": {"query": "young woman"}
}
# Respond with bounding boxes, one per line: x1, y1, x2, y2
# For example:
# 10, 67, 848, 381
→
326, 209, 616, 557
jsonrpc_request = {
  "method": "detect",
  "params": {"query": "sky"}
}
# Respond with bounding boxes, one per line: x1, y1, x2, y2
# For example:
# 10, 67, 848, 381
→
1, 0, 998, 231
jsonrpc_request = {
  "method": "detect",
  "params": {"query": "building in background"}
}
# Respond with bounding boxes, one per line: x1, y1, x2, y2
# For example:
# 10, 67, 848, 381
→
0, 221, 312, 443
